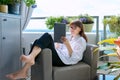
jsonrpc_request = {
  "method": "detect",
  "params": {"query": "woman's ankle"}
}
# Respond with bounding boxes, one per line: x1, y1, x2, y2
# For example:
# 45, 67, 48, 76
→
20, 55, 35, 65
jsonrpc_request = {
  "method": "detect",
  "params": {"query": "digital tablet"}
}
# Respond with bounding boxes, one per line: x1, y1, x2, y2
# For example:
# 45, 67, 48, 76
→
54, 23, 66, 43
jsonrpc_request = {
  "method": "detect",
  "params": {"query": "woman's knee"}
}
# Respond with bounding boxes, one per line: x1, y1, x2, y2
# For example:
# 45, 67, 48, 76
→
43, 33, 52, 39
44, 32, 51, 37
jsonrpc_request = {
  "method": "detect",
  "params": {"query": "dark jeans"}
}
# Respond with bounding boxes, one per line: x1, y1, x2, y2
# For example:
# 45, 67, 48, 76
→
29, 33, 66, 66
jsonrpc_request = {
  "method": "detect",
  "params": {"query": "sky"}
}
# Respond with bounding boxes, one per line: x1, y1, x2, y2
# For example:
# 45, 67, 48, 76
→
32, 0, 120, 17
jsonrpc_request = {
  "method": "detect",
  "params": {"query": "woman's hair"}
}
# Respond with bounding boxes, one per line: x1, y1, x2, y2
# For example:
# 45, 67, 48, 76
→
69, 20, 88, 42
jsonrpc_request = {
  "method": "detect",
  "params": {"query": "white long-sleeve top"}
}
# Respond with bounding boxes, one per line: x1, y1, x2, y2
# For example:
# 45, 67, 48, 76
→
55, 35, 87, 65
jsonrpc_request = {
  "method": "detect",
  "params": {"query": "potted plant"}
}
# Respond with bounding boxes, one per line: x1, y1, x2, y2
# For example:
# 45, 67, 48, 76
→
0, 0, 9, 13
103, 15, 120, 33
8, 0, 21, 15
97, 38, 120, 80
45, 16, 69, 30
23, 0, 36, 7
95, 37, 120, 80
78, 14, 94, 32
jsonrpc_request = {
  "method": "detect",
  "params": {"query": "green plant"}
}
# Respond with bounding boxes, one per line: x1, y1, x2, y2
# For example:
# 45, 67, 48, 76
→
66, 16, 78, 22
96, 38, 120, 80
0, 0, 9, 5
7, 0, 21, 5
103, 15, 120, 33
13, 0, 21, 4
45, 16, 69, 29
103, 15, 120, 26
15, 0, 21, 3
23, 0, 36, 7
9, 0, 37, 7
78, 14, 94, 24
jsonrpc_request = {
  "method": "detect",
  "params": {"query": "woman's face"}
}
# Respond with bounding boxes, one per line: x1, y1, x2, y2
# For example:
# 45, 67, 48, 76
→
69, 25, 81, 36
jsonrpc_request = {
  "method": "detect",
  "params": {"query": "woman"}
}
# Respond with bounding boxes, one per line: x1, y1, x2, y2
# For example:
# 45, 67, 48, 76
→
6, 20, 88, 80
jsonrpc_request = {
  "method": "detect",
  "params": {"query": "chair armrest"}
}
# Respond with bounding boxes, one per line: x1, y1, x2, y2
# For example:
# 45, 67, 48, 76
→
82, 44, 99, 80
83, 44, 98, 66
31, 48, 52, 80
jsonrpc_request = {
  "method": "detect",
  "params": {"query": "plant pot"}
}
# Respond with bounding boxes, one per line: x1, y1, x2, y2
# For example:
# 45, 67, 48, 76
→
0, 5, 8, 13
83, 23, 93, 32
8, 3, 20, 15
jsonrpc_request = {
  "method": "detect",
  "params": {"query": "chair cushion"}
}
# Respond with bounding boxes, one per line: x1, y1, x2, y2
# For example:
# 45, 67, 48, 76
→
53, 62, 91, 80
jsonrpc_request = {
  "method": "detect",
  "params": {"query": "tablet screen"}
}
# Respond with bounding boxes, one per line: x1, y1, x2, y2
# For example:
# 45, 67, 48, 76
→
54, 23, 66, 43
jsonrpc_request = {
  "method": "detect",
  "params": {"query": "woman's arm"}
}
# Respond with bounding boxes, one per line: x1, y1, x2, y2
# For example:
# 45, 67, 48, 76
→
61, 37, 73, 56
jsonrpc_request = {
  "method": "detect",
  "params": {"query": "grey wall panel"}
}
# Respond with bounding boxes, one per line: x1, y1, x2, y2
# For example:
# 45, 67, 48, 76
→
0, 13, 21, 80
0, 15, 2, 78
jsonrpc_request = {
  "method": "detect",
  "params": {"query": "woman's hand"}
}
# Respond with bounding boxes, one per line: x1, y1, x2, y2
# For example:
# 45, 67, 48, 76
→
61, 36, 73, 56
55, 42, 60, 49
60, 36, 69, 45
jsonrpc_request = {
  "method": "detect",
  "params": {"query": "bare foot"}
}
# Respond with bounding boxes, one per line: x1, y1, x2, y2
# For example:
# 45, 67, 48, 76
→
6, 70, 28, 80
20, 55, 35, 65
